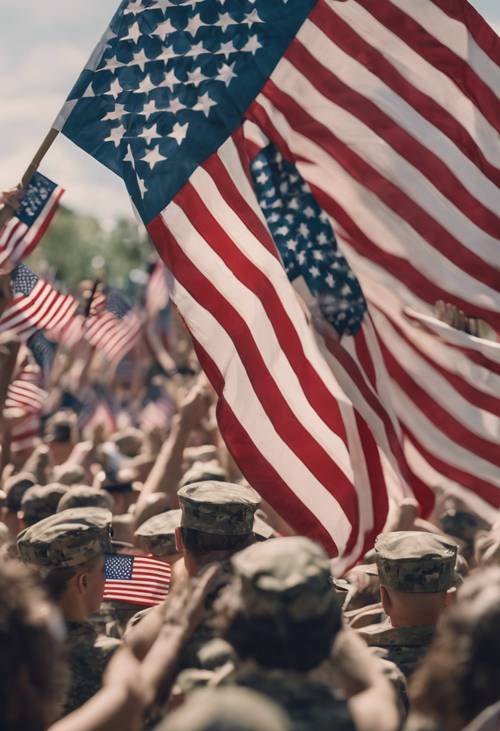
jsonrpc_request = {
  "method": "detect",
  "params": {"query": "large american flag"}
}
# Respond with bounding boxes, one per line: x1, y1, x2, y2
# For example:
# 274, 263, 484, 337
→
0, 263, 78, 341
55, 0, 500, 563
104, 553, 171, 606
0, 172, 64, 274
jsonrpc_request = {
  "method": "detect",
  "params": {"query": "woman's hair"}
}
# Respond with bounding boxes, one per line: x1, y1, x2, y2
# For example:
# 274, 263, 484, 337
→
0, 561, 68, 731
410, 568, 500, 731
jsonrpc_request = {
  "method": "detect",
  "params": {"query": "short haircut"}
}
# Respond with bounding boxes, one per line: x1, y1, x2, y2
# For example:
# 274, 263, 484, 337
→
181, 527, 252, 556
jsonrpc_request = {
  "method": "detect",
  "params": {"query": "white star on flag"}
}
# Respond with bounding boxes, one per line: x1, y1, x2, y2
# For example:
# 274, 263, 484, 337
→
141, 145, 166, 169
193, 92, 216, 117
103, 103, 126, 121
169, 122, 188, 144
137, 75, 156, 94
154, 18, 176, 41
106, 124, 126, 147
140, 123, 160, 145
217, 62, 237, 87
242, 35, 261, 54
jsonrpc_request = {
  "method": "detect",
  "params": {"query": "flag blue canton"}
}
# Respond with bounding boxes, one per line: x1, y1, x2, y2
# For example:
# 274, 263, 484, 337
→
17, 173, 58, 227
10, 263, 39, 297
27, 332, 56, 376
251, 144, 367, 338
105, 553, 134, 580
58, 0, 315, 223
105, 287, 133, 319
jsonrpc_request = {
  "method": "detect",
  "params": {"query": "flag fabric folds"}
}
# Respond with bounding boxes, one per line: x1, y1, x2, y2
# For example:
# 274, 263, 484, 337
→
55, 0, 500, 561
0, 172, 63, 273
104, 553, 171, 606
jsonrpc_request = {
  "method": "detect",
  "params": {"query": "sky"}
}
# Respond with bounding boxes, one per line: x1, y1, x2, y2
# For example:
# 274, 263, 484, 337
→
0, 0, 498, 227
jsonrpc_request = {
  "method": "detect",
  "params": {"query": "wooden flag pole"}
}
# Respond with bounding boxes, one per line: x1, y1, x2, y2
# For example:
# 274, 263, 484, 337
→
0, 127, 59, 227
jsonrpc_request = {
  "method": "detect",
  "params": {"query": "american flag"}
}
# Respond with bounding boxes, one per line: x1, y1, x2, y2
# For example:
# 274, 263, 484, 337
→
84, 285, 143, 363
4, 362, 47, 415
0, 172, 64, 274
56, 0, 500, 563
140, 383, 176, 432
0, 263, 78, 341
78, 385, 118, 438
103, 553, 171, 606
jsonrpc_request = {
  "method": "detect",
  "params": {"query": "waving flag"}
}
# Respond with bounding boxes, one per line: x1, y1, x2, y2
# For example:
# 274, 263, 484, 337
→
0, 263, 78, 340
84, 285, 142, 363
0, 172, 63, 273
55, 0, 500, 561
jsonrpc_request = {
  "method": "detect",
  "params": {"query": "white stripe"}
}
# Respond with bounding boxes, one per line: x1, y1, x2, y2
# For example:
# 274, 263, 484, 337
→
327, 0, 500, 166
389, 0, 500, 96
269, 55, 499, 263
391, 382, 500, 486
166, 271, 354, 552
404, 440, 499, 522
374, 308, 499, 442
0, 220, 29, 265
164, 198, 354, 484
256, 94, 500, 311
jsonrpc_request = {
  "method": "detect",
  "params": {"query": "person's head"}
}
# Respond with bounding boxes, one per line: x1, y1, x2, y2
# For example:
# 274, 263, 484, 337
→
375, 531, 458, 627
135, 509, 183, 563
0, 560, 68, 731
1, 472, 36, 537
219, 536, 342, 672
94, 469, 140, 515
53, 463, 86, 486
57, 485, 114, 513
176, 481, 260, 576
156, 687, 290, 731
20, 483, 69, 529
17, 507, 112, 621
410, 568, 500, 731
111, 427, 144, 458
179, 460, 227, 488
44, 411, 77, 464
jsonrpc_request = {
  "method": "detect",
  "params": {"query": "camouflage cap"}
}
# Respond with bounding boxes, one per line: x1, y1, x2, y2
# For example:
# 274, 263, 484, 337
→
53, 463, 86, 486
134, 509, 182, 557
21, 483, 69, 526
45, 411, 76, 443
179, 481, 260, 536
375, 531, 458, 593
57, 486, 114, 513
4, 472, 36, 512
17, 507, 112, 568
180, 460, 227, 488
111, 427, 144, 458
230, 536, 340, 621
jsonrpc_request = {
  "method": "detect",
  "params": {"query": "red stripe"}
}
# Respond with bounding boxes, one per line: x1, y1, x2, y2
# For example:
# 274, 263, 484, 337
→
380, 308, 500, 417
312, 1, 500, 188
429, 0, 500, 66
308, 2, 500, 223
192, 337, 341, 556
380, 339, 499, 465
361, 0, 500, 133
402, 426, 500, 508
307, 179, 500, 330
260, 78, 499, 292
149, 207, 360, 534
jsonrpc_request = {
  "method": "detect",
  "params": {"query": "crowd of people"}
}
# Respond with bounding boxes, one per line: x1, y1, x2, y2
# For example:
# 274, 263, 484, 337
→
0, 296, 499, 731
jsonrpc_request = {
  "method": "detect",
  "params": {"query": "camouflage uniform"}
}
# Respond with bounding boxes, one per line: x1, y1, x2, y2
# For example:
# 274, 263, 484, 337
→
220, 537, 356, 731
17, 507, 121, 715
134, 508, 182, 560
57, 486, 114, 512
360, 531, 458, 680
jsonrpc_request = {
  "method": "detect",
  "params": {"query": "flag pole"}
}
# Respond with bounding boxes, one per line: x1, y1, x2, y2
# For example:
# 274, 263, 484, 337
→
0, 128, 59, 227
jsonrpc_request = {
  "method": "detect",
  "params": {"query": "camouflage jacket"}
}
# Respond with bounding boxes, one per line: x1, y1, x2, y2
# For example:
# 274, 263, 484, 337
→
63, 621, 120, 716
225, 664, 356, 731
361, 622, 434, 679
91, 600, 141, 639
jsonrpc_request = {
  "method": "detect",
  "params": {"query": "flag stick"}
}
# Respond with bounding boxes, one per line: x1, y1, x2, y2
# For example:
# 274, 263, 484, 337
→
0, 128, 59, 227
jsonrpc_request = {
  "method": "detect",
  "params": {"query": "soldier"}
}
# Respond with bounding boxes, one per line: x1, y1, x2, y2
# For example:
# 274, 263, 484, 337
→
57, 485, 114, 513
17, 506, 121, 716
21, 483, 69, 527
359, 531, 458, 679
1, 471, 36, 538
134, 508, 183, 563
216, 536, 357, 731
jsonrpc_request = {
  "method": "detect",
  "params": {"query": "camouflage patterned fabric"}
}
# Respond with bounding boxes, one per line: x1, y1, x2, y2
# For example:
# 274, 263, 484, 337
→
375, 531, 458, 593
17, 507, 112, 568
225, 665, 356, 731
361, 621, 434, 679
63, 620, 120, 715
230, 536, 340, 621
134, 509, 182, 557
180, 460, 226, 488
57, 486, 114, 512
178, 481, 260, 536
21, 483, 69, 526
90, 600, 141, 639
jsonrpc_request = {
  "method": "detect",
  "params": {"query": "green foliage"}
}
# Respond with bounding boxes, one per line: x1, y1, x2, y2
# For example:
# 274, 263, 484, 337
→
27, 205, 152, 290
